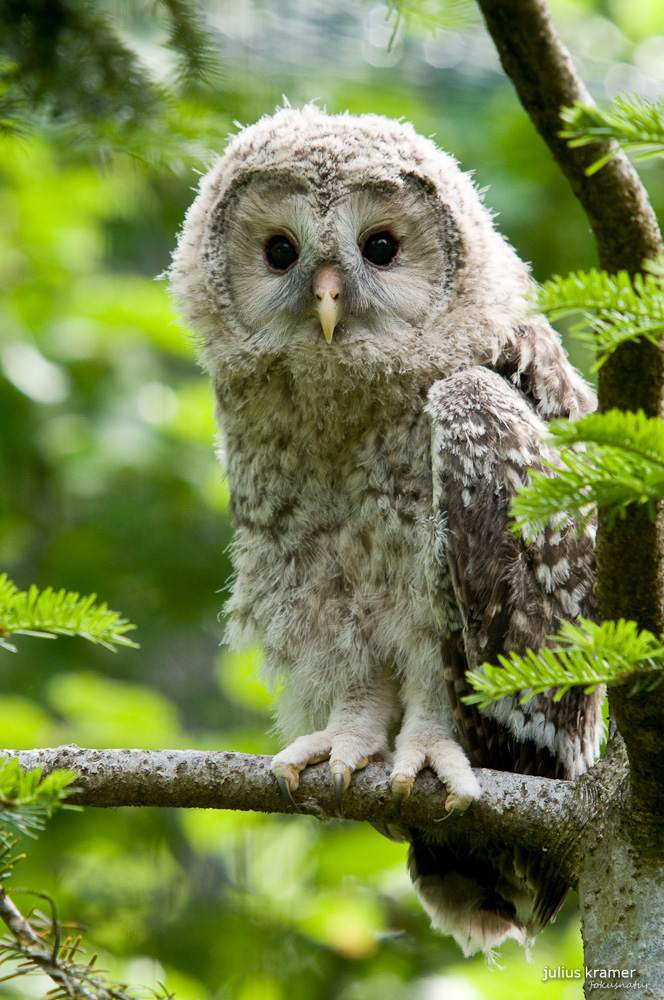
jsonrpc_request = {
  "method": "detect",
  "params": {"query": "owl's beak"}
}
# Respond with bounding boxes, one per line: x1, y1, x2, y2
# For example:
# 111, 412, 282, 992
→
313, 265, 343, 344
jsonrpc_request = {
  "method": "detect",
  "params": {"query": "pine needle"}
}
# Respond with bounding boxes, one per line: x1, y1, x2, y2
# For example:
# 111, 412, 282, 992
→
0, 574, 138, 653
560, 94, 664, 173
0, 759, 79, 837
464, 618, 664, 707
510, 410, 664, 540
537, 260, 664, 369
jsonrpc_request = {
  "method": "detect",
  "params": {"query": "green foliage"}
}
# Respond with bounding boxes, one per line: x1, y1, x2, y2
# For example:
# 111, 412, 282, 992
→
384, 0, 477, 36
537, 258, 664, 368
159, 0, 222, 90
0, 0, 227, 168
0, 0, 156, 128
464, 618, 664, 708
560, 94, 664, 173
0, 763, 172, 999
0, 757, 79, 838
0, 921, 174, 1000
0, 574, 138, 654
510, 409, 664, 540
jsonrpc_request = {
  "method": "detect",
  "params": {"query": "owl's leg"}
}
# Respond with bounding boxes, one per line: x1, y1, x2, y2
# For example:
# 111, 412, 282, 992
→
272, 679, 394, 813
391, 683, 481, 814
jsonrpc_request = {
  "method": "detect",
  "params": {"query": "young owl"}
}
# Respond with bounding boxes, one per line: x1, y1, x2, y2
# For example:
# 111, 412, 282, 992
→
170, 105, 603, 957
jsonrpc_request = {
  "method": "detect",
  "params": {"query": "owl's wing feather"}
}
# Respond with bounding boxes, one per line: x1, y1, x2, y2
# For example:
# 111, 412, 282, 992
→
426, 362, 601, 781
413, 360, 603, 948
489, 319, 597, 419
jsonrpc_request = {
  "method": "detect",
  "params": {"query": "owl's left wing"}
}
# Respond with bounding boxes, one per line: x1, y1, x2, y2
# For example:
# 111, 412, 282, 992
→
415, 353, 604, 943
425, 356, 602, 783
489, 319, 596, 420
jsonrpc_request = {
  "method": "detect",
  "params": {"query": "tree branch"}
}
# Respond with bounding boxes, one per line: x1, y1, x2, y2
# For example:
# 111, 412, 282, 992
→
0, 885, 100, 1000
4, 746, 623, 886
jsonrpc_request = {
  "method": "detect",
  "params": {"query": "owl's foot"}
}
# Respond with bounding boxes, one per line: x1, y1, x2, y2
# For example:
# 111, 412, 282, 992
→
390, 735, 481, 816
272, 730, 385, 815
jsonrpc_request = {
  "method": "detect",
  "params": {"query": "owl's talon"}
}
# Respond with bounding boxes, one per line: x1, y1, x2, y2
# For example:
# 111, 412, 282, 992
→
333, 771, 344, 816
444, 791, 474, 814
277, 775, 301, 812
391, 772, 415, 809
330, 760, 354, 816
392, 789, 404, 816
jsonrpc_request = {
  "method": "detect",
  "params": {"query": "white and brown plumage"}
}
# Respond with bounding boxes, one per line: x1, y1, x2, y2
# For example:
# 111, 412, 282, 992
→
170, 105, 603, 956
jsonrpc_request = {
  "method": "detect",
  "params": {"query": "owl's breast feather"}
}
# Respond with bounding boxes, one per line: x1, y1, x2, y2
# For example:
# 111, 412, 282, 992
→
219, 384, 448, 679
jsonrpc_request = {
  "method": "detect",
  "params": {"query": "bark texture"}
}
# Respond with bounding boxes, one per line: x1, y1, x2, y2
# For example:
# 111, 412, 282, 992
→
6, 746, 572, 856
579, 822, 664, 995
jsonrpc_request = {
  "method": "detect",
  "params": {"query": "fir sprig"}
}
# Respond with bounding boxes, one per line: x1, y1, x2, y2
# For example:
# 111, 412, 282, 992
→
0, 758, 79, 838
464, 618, 664, 708
537, 260, 664, 368
511, 410, 664, 540
0, 0, 226, 168
384, 0, 477, 34
560, 94, 664, 173
0, 760, 172, 997
158, 0, 222, 91
0, 863, 173, 1000
0, 574, 138, 653
0, 913, 175, 1000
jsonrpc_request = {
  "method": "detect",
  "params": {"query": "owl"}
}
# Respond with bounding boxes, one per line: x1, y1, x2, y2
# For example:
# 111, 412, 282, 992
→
170, 105, 604, 957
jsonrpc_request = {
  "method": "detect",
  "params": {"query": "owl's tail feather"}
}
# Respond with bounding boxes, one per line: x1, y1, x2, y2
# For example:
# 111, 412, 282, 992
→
407, 831, 567, 958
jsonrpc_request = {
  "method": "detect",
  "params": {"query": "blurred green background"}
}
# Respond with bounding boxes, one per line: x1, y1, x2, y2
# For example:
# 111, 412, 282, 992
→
1, 1, 663, 997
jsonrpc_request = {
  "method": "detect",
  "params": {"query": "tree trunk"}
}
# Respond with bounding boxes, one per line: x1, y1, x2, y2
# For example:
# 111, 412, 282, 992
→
578, 821, 664, 994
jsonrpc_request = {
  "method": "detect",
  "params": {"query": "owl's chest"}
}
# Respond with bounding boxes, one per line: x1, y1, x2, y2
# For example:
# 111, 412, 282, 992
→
224, 401, 434, 590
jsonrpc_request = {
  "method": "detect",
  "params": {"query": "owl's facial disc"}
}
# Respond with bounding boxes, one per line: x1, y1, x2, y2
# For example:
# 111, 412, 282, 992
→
207, 171, 461, 352
313, 264, 343, 344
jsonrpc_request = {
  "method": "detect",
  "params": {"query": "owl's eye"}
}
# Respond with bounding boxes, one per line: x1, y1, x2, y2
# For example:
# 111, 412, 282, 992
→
361, 231, 401, 268
264, 234, 299, 272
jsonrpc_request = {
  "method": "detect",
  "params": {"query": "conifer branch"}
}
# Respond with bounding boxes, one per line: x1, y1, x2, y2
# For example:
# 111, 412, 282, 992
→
464, 618, 664, 708
2, 745, 628, 889
511, 411, 664, 538
158, 0, 222, 90
0, 0, 226, 168
538, 260, 664, 368
0, 574, 138, 653
3, 747, 576, 855
385, 0, 477, 33
0, 882, 173, 999
0, 758, 79, 838
560, 95, 664, 174
0, 760, 170, 999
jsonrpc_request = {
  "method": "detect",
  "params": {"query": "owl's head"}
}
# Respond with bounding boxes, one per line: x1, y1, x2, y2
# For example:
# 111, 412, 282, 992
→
170, 105, 531, 386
